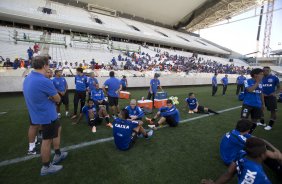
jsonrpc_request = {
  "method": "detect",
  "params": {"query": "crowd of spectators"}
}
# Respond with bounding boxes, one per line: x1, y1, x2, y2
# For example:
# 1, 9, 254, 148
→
0, 46, 250, 75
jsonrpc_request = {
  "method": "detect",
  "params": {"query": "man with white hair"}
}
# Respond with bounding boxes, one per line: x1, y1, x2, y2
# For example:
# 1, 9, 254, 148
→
125, 99, 144, 121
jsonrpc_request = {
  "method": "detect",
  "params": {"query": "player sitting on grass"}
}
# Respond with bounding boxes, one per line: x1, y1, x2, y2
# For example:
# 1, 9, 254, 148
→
74, 99, 112, 133
91, 84, 109, 112
125, 99, 145, 121
185, 93, 219, 114
112, 109, 153, 151
220, 119, 282, 176
146, 99, 180, 128
202, 137, 282, 184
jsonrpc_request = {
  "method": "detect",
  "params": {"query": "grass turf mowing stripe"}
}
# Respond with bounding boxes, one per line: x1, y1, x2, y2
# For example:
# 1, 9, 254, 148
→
0, 105, 241, 167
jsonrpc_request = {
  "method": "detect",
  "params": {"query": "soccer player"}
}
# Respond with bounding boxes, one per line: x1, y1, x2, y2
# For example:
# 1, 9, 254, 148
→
241, 68, 264, 134
120, 75, 128, 91
236, 73, 246, 95
87, 72, 99, 99
75, 99, 112, 132
91, 84, 109, 112
259, 66, 280, 130
146, 99, 180, 128
221, 74, 228, 95
52, 70, 69, 118
102, 71, 122, 118
201, 137, 282, 184
220, 119, 252, 165
71, 67, 88, 119
112, 109, 153, 151
23, 56, 67, 176
147, 73, 163, 107
212, 73, 218, 96
125, 99, 145, 121
185, 93, 219, 114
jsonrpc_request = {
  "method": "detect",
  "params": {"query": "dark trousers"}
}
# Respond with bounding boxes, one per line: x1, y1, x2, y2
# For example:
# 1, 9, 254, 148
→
222, 85, 228, 95
147, 92, 155, 107
236, 84, 244, 95
73, 91, 86, 115
212, 86, 218, 96
264, 158, 282, 177
94, 100, 109, 112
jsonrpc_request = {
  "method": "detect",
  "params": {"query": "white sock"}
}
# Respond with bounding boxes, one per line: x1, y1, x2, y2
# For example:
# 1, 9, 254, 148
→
29, 142, 35, 151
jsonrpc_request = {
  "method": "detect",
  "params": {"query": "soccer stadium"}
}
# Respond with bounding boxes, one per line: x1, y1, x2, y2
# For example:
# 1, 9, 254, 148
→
0, 0, 282, 183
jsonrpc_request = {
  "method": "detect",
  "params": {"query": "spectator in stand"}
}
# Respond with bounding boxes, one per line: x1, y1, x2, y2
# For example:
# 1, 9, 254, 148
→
34, 43, 39, 53
120, 76, 128, 91
111, 57, 117, 66
221, 75, 229, 96
212, 73, 218, 96
27, 47, 34, 60
236, 73, 246, 95
13, 58, 20, 69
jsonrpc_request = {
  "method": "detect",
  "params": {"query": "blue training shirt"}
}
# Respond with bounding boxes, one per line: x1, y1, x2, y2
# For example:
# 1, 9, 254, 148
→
91, 88, 105, 101
236, 158, 271, 184
212, 76, 217, 86
237, 75, 246, 85
220, 129, 251, 165
104, 77, 120, 97
23, 71, 58, 124
112, 118, 139, 150
159, 105, 180, 123
150, 79, 160, 94
75, 75, 88, 91
125, 105, 144, 119
243, 79, 263, 108
221, 77, 228, 85
88, 77, 99, 91
120, 78, 127, 87
82, 105, 97, 120
185, 97, 197, 110
262, 74, 279, 95
52, 77, 67, 92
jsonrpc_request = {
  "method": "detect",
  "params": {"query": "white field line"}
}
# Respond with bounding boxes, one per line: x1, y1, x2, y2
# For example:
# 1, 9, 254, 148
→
0, 112, 7, 115
0, 106, 241, 167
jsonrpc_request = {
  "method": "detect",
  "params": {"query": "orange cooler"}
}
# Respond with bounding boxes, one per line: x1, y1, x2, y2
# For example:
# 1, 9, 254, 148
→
137, 100, 153, 109
119, 91, 130, 99
154, 99, 167, 108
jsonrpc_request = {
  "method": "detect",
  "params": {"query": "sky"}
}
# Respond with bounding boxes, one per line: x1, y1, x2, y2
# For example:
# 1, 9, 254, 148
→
198, 0, 282, 56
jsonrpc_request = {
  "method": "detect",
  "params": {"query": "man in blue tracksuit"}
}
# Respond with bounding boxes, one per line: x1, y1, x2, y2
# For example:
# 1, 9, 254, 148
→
71, 67, 88, 119
236, 74, 246, 95
91, 84, 109, 112
147, 99, 180, 128
212, 73, 218, 96
125, 99, 144, 121
221, 74, 228, 95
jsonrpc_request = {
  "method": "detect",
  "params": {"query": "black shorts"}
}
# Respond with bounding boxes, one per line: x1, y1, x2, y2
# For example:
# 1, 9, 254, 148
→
88, 117, 103, 127
197, 106, 205, 113
59, 92, 69, 105
165, 116, 178, 127
108, 96, 119, 106
122, 86, 127, 91
128, 131, 138, 150
241, 104, 262, 120
42, 120, 60, 140
264, 96, 277, 111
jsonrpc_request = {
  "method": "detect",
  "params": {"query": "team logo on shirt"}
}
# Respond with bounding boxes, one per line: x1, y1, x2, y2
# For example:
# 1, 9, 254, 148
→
268, 78, 273, 83
115, 124, 129, 129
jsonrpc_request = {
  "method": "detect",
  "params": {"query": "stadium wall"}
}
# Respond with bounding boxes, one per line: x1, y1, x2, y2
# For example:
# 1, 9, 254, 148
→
0, 75, 237, 92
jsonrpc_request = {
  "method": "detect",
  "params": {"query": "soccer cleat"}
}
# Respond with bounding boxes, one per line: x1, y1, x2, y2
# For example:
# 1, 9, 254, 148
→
145, 117, 154, 124
27, 148, 38, 155
65, 111, 69, 117
52, 151, 68, 165
137, 133, 144, 138
92, 126, 97, 133
147, 124, 155, 129
106, 123, 113, 128
146, 130, 154, 139
40, 164, 63, 176
264, 126, 272, 131
57, 113, 61, 119
71, 115, 77, 119
257, 122, 266, 126
188, 110, 194, 114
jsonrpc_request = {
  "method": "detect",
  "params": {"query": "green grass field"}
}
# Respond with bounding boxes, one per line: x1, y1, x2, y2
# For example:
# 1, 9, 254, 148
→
0, 85, 281, 184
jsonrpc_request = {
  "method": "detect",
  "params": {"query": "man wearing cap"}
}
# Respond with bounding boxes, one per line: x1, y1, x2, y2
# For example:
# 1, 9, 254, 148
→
147, 73, 163, 107
52, 70, 69, 118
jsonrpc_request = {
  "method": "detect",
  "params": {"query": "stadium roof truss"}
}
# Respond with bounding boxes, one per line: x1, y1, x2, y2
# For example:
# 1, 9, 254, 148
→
183, 0, 265, 32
